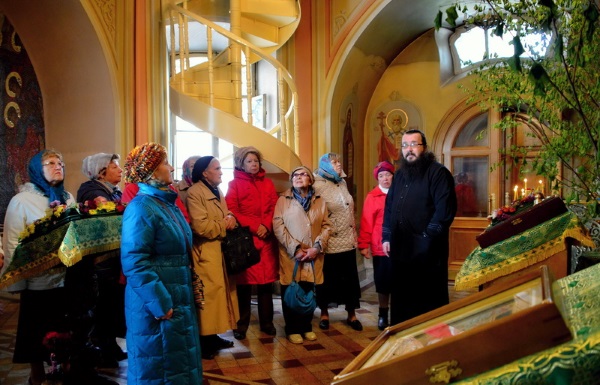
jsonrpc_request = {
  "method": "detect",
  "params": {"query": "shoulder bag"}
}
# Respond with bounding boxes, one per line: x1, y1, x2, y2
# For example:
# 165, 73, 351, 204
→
283, 260, 317, 316
222, 225, 260, 275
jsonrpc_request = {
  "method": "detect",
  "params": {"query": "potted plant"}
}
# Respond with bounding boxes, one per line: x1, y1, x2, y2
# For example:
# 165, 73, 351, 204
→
435, 0, 600, 217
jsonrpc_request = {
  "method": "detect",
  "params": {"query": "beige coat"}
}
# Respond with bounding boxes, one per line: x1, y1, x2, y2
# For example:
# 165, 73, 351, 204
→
312, 174, 357, 253
272, 189, 331, 285
186, 181, 239, 335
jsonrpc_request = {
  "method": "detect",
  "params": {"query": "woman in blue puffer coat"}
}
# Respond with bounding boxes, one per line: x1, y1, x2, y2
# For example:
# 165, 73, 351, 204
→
121, 143, 202, 385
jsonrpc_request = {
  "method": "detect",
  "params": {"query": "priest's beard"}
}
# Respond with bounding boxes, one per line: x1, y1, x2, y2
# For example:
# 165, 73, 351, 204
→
398, 151, 436, 180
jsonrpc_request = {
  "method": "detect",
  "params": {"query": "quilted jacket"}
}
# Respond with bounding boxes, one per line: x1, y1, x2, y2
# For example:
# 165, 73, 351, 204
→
121, 184, 202, 385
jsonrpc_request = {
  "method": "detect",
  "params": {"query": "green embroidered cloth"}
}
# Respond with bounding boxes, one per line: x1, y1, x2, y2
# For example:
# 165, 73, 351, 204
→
0, 215, 122, 288
455, 262, 600, 385
455, 212, 595, 291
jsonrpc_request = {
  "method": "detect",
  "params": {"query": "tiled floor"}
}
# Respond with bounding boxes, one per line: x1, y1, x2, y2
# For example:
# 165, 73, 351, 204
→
0, 269, 477, 385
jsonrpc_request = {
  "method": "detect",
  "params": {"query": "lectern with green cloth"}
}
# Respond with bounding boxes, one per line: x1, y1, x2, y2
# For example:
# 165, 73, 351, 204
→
453, 262, 600, 384
455, 211, 596, 291
0, 215, 122, 289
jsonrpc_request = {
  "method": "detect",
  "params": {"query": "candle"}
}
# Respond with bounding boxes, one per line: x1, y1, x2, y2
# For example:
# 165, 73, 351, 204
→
539, 179, 543, 195
524, 178, 527, 191
522, 188, 525, 198
505, 192, 510, 207
513, 185, 518, 201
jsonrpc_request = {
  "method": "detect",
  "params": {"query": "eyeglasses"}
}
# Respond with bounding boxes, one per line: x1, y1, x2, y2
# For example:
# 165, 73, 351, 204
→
401, 142, 424, 149
292, 172, 310, 178
42, 161, 65, 168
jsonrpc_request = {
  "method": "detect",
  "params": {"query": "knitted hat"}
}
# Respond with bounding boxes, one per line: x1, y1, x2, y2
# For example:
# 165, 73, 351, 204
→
192, 156, 215, 183
81, 153, 119, 180
124, 142, 167, 183
234, 146, 262, 170
290, 166, 315, 184
373, 161, 394, 180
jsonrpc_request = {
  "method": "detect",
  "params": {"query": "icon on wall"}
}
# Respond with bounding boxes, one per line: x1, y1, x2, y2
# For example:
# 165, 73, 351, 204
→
386, 108, 408, 134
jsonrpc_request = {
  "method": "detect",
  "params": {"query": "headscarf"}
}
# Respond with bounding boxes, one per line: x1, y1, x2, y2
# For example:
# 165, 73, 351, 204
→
373, 161, 394, 180
124, 142, 166, 183
28, 150, 68, 204
192, 156, 220, 199
316, 153, 343, 183
81, 153, 120, 180
290, 166, 314, 211
233, 146, 262, 171
182, 155, 201, 186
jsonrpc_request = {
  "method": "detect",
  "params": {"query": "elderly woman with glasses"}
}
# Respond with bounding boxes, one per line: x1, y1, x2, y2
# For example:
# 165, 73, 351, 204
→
1, 149, 75, 385
273, 166, 331, 344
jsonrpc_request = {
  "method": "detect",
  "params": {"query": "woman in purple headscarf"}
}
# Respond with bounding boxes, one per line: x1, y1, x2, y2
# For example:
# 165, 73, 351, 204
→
175, 155, 201, 206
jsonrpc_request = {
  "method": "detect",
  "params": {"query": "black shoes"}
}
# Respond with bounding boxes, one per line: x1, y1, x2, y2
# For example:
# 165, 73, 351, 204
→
346, 319, 363, 331
260, 325, 277, 336
214, 335, 234, 349
200, 334, 233, 360
233, 330, 246, 340
318, 319, 329, 330
378, 316, 389, 331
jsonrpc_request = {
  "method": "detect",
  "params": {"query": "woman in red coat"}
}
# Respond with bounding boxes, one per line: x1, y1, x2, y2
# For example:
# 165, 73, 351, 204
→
225, 146, 280, 340
358, 161, 394, 330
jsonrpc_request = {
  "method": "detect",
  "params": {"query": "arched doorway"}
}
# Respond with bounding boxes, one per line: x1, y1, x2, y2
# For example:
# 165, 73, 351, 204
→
433, 100, 502, 279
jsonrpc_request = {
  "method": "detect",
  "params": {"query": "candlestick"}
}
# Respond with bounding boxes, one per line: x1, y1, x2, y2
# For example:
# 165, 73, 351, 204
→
513, 185, 518, 201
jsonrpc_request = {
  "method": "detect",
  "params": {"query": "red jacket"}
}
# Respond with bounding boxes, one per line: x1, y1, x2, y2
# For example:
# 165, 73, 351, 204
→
225, 168, 279, 284
358, 185, 387, 257
122, 182, 190, 223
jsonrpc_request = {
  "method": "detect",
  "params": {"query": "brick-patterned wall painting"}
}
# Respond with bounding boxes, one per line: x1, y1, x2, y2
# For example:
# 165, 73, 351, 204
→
0, 15, 45, 226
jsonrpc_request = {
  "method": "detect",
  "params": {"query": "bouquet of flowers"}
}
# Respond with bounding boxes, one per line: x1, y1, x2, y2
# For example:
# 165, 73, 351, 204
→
18, 201, 80, 243
18, 199, 127, 243
78, 199, 126, 217
488, 194, 537, 227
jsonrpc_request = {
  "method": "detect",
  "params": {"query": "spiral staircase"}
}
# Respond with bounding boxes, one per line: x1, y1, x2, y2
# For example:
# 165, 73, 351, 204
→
165, 0, 302, 179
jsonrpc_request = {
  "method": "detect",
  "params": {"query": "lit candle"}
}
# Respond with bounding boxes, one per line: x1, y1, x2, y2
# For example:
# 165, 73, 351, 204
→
514, 185, 518, 201
522, 188, 525, 198
539, 179, 543, 195
524, 178, 528, 191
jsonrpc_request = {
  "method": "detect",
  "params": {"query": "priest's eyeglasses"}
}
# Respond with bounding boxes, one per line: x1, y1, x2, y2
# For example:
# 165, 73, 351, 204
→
401, 142, 423, 149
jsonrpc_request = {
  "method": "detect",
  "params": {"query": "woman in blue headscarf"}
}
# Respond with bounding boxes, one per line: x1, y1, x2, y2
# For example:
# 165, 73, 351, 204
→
312, 153, 363, 332
1, 149, 75, 385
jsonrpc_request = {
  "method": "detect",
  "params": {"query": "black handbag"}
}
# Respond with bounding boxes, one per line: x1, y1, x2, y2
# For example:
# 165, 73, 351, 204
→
222, 225, 260, 275
283, 261, 316, 316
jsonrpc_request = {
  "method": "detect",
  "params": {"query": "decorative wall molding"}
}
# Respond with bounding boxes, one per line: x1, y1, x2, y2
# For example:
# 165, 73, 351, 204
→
89, 0, 117, 58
